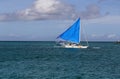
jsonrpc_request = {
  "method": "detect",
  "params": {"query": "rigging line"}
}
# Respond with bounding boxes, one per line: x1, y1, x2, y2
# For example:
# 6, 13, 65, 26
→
82, 22, 89, 46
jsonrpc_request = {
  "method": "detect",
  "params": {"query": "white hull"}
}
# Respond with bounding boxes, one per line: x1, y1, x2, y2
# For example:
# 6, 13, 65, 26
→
63, 44, 88, 48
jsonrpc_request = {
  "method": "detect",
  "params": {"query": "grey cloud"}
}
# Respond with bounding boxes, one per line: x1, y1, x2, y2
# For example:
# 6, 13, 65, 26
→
0, 13, 23, 21
0, 0, 108, 21
0, 0, 76, 21
98, 0, 120, 3
98, 0, 105, 3
79, 4, 101, 19
17, 0, 76, 20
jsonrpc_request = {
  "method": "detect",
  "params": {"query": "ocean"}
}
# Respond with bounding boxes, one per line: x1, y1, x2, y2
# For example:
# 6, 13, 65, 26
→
0, 41, 120, 79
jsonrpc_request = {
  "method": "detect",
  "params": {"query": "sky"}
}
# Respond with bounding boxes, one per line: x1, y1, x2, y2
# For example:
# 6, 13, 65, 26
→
0, 0, 120, 41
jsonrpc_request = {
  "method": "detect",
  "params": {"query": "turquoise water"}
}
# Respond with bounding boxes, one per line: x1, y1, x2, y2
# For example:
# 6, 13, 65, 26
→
0, 41, 120, 79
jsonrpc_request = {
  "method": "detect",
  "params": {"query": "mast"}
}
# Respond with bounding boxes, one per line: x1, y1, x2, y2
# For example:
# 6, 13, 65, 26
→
80, 18, 82, 43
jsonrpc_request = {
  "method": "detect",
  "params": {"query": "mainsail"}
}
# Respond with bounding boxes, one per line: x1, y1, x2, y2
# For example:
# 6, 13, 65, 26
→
57, 18, 80, 43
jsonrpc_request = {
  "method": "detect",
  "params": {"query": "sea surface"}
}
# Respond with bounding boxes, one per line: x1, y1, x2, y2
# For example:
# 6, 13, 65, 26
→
0, 41, 120, 79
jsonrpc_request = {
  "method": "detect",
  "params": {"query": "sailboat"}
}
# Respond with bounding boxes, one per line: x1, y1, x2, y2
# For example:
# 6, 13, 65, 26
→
56, 18, 89, 48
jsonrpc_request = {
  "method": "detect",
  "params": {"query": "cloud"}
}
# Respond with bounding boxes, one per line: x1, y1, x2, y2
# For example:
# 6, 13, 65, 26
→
107, 34, 116, 39
0, 0, 76, 21
98, 0, 106, 3
79, 4, 101, 19
89, 34, 119, 41
0, 13, 19, 21
19, 0, 77, 20
83, 15, 120, 24
98, 0, 120, 3
0, 0, 108, 21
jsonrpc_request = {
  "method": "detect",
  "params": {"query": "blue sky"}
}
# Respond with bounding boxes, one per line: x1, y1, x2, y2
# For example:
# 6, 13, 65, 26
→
0, 0, 120, 41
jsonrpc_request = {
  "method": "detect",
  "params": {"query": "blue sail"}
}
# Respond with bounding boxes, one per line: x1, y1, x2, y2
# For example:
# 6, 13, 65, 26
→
57, 18, 80, 43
